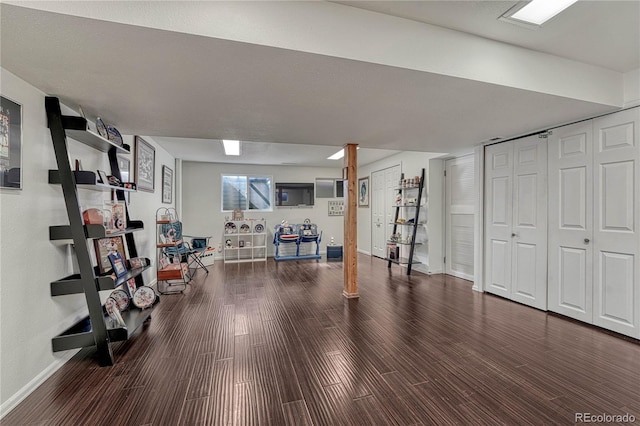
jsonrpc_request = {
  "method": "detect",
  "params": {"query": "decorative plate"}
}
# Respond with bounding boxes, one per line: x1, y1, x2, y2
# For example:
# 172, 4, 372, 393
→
254, 223, 264, 233
132, 286, 157, 309
96, 117, 108, 138
225, 222, 236, 233
240, 224, 250, 233
110, 289, 130, 311
107, 125, 123, 147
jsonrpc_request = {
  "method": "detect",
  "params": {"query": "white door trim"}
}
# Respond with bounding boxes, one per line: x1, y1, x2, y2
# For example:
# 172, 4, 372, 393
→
445, 154, 475, 281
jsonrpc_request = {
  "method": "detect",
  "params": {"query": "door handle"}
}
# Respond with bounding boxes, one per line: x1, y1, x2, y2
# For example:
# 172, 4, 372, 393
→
511, 233, 517, 237
584, 238, 590, 244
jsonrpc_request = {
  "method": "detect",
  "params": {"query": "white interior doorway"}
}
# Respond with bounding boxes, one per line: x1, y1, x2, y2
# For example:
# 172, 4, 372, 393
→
371, 165, 401, 258
445, 155, 475, 281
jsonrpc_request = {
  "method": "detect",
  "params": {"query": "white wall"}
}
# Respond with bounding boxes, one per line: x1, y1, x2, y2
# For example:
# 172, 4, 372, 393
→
357, 151, 445, 274
624, 68, 640, 107
121, 135, 176, 286
0, 68, 174, 415
181, 162, 344, 257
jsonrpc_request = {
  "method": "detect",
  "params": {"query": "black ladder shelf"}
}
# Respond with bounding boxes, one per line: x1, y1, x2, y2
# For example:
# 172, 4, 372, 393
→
387, 168, 425, 275
46, 96, 157, 366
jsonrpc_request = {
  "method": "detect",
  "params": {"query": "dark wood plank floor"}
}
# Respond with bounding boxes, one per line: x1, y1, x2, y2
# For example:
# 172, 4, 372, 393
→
4, 254, 640, 425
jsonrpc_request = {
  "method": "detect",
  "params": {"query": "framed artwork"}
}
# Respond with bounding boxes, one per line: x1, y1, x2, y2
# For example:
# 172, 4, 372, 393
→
134, 136, 155, 192
328, 200, 344, 216
358, 177, 369, 207
117, 155, 130, 202
162, 165, 173, 204
0, 96, 22, 189
94, 236, 126, 274
108, 251, 128, 278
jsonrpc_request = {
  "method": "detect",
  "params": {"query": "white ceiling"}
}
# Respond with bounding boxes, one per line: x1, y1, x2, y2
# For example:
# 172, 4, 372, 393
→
335, 1, 640, 73
152, 137, 401, 167
1, 1, 637, 167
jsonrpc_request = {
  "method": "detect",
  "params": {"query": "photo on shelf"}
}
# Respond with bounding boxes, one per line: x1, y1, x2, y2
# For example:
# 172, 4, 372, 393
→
96, 170, 109, 184
108, 251, 128, 278
129, 257, 145, 269
110, 201, 127, 231
126, 278, 137, 298
94, 236, 126, 274
159, 256, 170, 269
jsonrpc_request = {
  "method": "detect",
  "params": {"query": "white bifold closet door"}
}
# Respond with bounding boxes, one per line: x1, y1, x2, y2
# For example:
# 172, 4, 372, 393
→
484, 136, 548, 310
548, 107, 640, 338
548, 121, 594, 323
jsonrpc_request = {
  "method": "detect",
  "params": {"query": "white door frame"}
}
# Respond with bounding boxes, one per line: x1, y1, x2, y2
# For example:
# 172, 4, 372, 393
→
445, 154, 475, 281
371, 164, 401, 259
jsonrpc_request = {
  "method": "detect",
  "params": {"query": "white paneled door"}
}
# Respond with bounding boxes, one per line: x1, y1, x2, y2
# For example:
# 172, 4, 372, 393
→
371, 169, 386, 258
548, 121, 594, 323
485, 142, 513, 298
593, 108, 640, 338
548, 107, 640, 338
371, 165, 400, 258
485, 136, 547, 310
445, 155, 475, 281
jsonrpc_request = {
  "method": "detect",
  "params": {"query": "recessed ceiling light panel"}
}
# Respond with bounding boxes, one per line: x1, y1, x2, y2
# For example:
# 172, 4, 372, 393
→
222, 139, 240, 156
500, 0, 579, 27
327, 149, 345, 160
327, 147, 360, 160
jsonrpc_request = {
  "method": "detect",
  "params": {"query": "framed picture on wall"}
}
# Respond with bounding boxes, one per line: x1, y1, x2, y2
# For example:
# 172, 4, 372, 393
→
134, 136, 155, 192
162, 165, 173, 204
358, 177, 369, 207
0, 95, 22, 189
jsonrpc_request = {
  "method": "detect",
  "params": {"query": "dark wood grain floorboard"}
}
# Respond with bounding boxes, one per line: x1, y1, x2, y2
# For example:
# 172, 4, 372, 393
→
3, 255, 640, 425
281, 400, 313, 426
208, 358, 234, 425
178, 396, 208, 425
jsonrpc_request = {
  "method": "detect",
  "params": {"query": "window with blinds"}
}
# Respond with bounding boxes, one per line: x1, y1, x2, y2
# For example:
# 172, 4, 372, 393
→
222, 175, 272, 211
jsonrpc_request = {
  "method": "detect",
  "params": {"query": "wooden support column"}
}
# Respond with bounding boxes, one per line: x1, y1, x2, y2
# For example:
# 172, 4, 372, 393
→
343, 143, 359, 298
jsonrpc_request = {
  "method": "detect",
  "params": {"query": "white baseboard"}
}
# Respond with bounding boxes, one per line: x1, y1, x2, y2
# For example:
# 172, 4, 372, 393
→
357, 249, 371, 256
0, 350, 78, 419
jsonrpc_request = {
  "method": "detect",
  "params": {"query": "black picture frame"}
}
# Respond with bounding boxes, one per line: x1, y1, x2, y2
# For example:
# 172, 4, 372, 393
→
0, 95, 22, 189
358, 177, 369, 207
162, 165, 173, 204
134, 136, 155, 192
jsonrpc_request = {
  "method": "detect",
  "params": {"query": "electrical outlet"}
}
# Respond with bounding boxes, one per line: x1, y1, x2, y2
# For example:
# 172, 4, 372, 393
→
218, 243, 222, 251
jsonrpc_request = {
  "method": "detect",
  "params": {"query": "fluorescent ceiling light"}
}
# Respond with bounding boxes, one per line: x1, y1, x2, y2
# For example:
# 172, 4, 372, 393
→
502, 0, 578, 26
328, 149, 345, 160
327, 147, 360, 160
222, 140, 240, 156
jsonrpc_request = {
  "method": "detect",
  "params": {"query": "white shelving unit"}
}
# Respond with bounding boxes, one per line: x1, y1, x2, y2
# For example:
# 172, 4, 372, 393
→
223, 219, 267, 263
